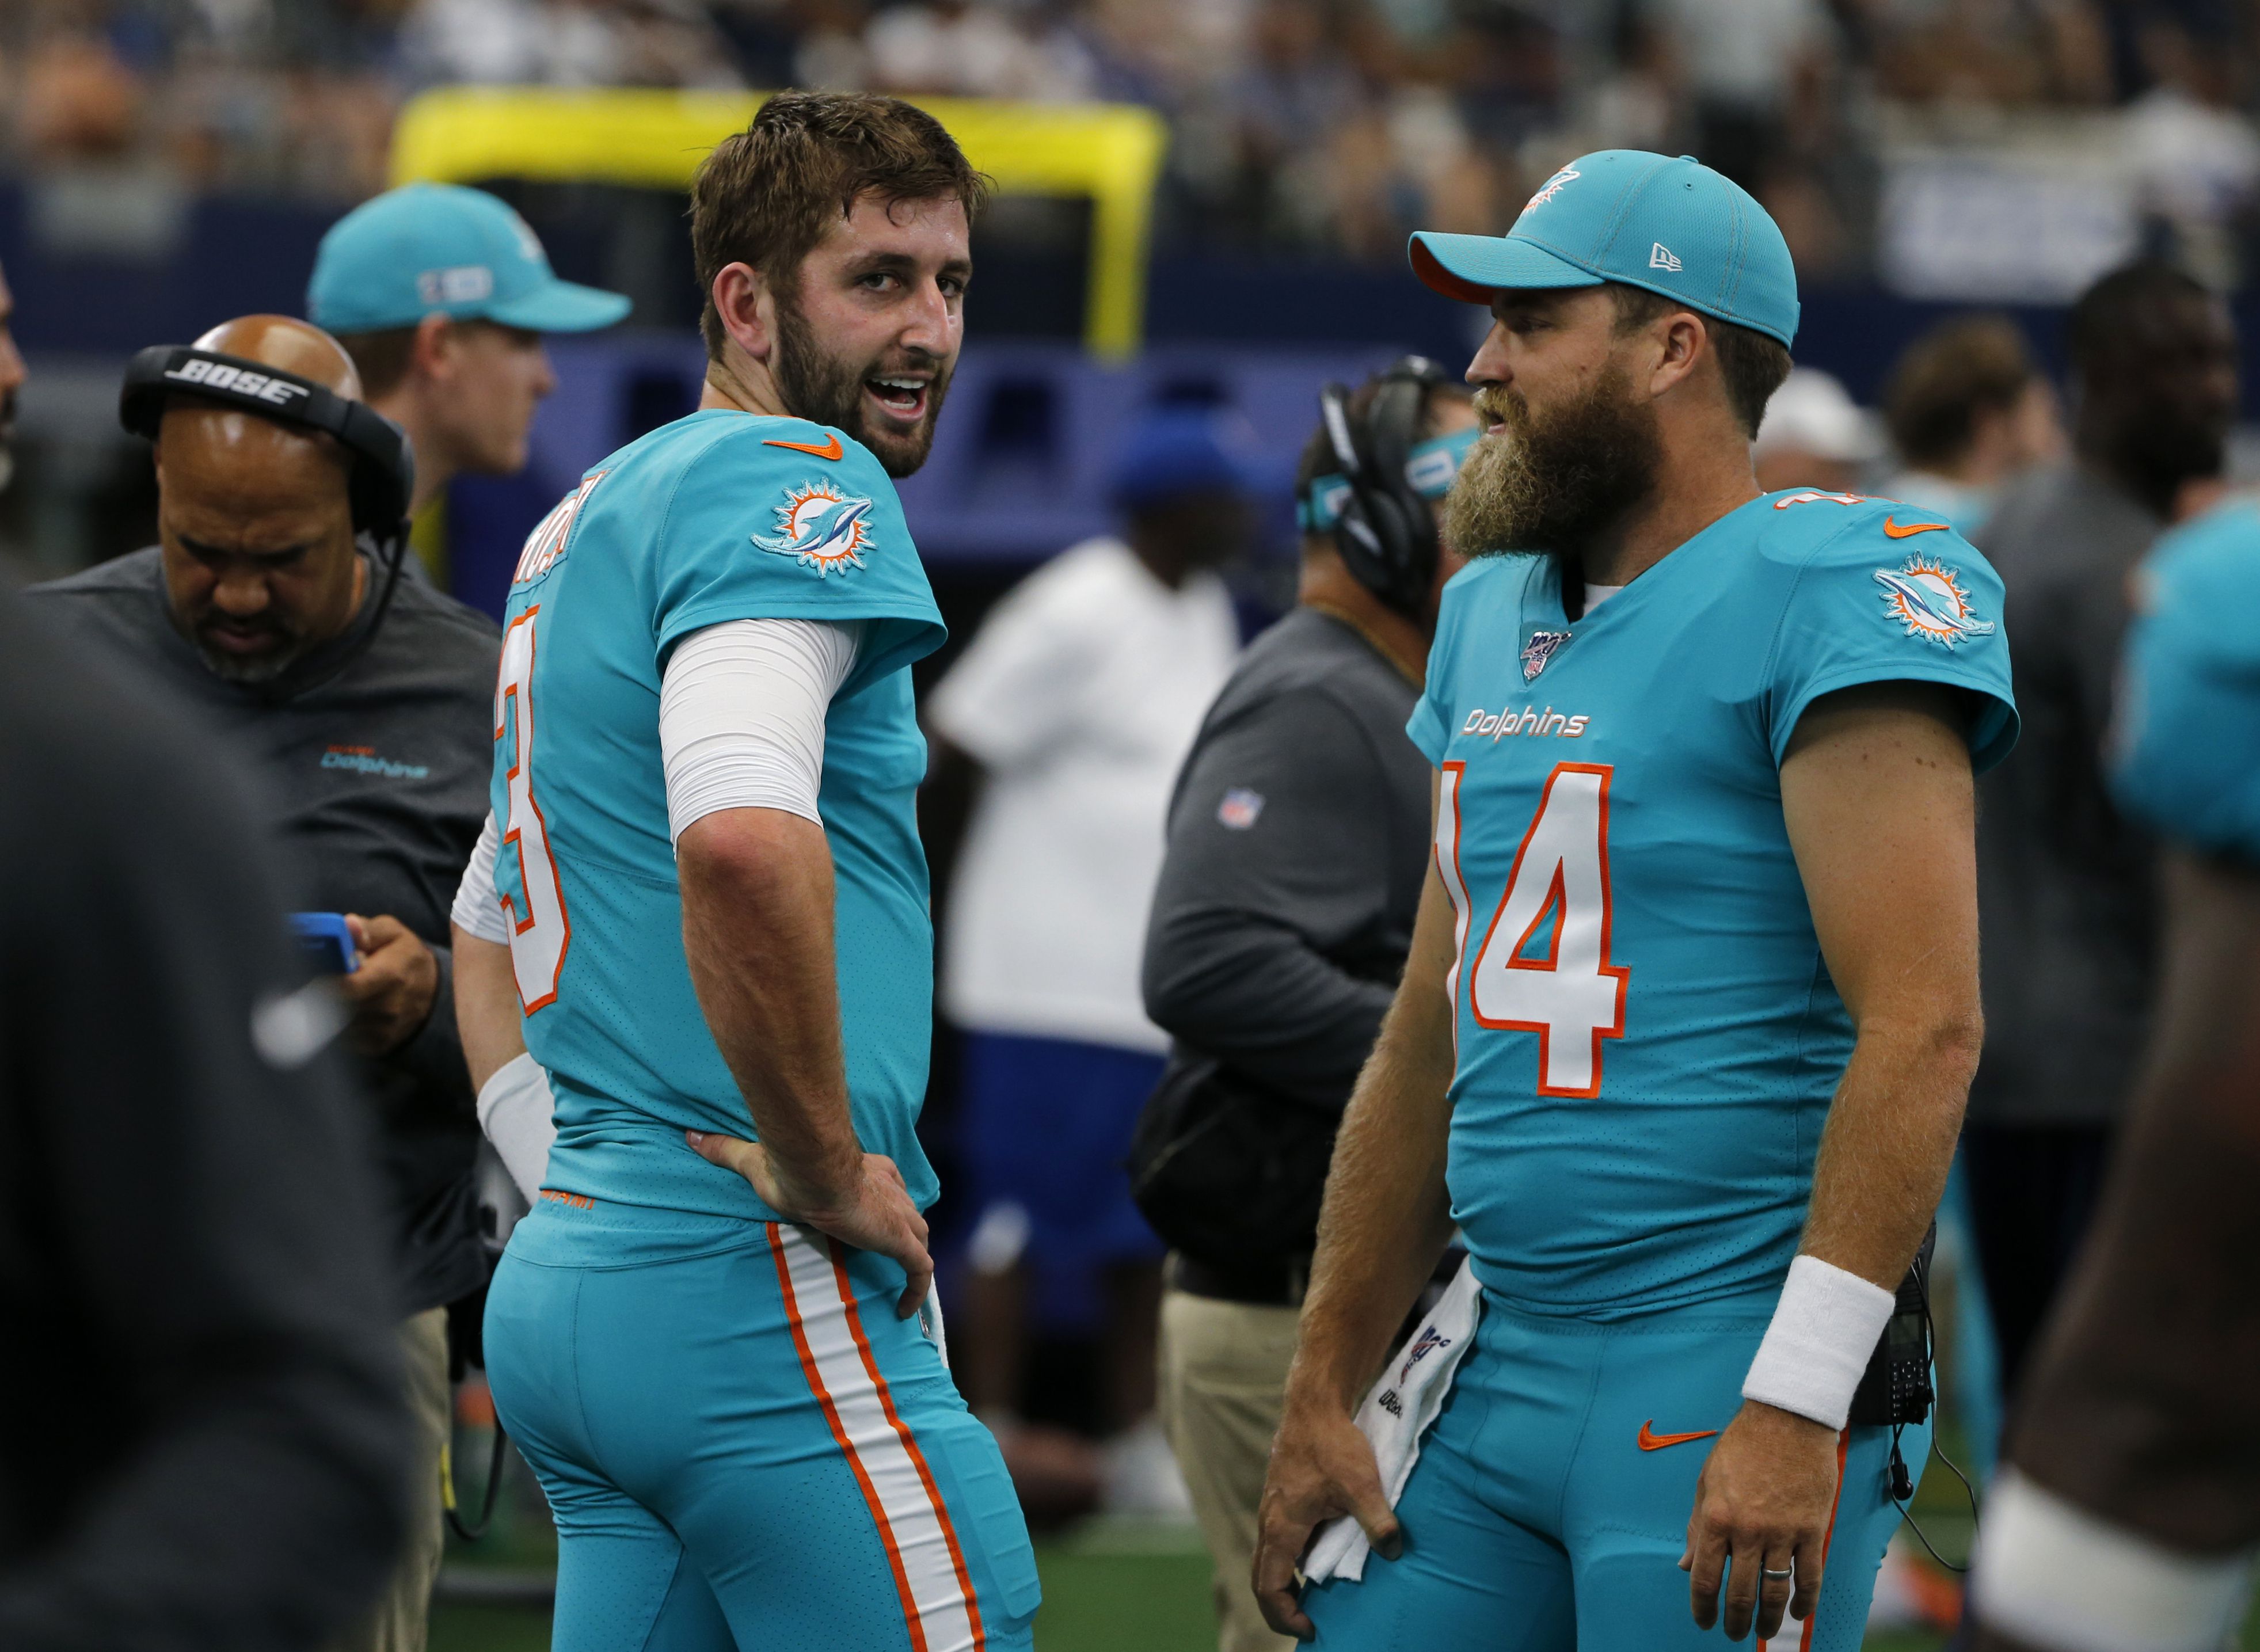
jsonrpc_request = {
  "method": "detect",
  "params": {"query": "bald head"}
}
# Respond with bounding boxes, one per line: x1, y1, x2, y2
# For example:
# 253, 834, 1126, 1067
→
195, 314, 363, 397
154, 314, 368, 684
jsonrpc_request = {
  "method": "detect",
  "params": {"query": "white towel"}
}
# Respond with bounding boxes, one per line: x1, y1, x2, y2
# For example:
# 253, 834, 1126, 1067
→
1302, 1257, 1482, 1584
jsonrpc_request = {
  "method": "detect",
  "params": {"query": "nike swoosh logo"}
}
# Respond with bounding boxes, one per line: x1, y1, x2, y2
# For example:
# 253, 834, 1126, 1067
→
1882, 516, 1950, 539
1637, 1420, 1719, 1452
764, 432, 843, 460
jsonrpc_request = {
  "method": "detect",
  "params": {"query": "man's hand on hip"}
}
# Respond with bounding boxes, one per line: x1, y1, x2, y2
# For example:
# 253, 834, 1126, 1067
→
685, 1130, 932, 1319
338, 914, 438, 1056
1681, 1399, 1843, 1641
1252, 1395, 1402, 1640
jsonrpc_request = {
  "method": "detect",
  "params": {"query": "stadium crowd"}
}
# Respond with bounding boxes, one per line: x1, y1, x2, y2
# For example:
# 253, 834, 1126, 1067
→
4, 0, 2260, 276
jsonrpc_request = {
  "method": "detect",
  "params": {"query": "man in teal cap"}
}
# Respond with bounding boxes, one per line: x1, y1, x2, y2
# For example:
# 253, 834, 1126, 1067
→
1253, 151, 2019, 1649
309, 182, 630, 517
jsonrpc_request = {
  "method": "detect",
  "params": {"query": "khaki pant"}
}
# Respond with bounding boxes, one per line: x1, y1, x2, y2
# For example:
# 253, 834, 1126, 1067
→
329, 1307, 451, 1652
1156, 1287, 1302, 1652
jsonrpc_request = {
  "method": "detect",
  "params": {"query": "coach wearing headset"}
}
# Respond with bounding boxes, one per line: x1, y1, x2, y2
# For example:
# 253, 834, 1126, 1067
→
24, 316, 498, 1652
1134, 359, 1475, 1652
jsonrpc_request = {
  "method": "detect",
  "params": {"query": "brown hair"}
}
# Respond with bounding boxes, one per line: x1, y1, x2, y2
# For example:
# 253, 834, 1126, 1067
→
1884, 315, 2036, 467
334, 325, 418, 401
1608, 284, 1793, 439
690, 92, 990, 361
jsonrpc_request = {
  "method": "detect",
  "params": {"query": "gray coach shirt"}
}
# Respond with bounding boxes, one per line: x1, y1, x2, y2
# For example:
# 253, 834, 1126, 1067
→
1143, 605, 1432, 1109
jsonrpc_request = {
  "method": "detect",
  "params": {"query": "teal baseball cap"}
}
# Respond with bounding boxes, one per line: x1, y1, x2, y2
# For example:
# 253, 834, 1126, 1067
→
1409, 150, 1799, 348
307, 182, 631, 336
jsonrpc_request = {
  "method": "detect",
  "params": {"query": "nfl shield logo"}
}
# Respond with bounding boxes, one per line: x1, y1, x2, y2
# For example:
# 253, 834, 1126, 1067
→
1521, 630, 1573, 682
1217, 788, 1265, 830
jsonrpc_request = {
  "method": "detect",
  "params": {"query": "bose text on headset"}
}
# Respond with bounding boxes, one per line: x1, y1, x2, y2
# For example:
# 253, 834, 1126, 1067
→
1295, 356, 1478, 618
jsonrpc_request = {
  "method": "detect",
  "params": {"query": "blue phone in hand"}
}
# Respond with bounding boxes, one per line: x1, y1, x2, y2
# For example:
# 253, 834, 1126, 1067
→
291, 912, 361, 975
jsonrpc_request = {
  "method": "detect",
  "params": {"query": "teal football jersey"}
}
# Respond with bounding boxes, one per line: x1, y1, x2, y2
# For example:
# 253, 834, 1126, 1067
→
1410, 490, 2018, 1316
490, 409, 946, 1220
2113, 500, 2260, 862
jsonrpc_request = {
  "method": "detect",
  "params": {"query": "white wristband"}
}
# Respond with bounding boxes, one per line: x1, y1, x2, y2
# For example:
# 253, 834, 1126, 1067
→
1740, 1254, 1896, 1429
1971, 1469, 2257, 1652
476, 1050, 557, 1206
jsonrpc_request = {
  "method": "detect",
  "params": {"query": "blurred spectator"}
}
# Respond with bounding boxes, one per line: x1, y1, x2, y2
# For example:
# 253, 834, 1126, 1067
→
2126, 17, 2260, 291
400, 0, 744, 89
923, 404, 1246, 1516
1881, 313, 2064, 535
1752, 364, 1877, 493
0, 591, 408, 1652
1968, 258, 2238, 1410
23, 316, 500, 1652
1643, 0, 1835, 191
15, 31, 143, 162
866, 0, 1095, 100
307, 181, 631, 515
1138, 361, 1473, 1652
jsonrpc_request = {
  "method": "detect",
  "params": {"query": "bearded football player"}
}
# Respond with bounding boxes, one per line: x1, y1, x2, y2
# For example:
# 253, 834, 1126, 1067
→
1254, 151, 2018, 1649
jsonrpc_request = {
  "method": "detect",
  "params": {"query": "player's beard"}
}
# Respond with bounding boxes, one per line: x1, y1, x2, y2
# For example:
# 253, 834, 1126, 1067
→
771, 288, 953, 479
1445, 362, 1662, 565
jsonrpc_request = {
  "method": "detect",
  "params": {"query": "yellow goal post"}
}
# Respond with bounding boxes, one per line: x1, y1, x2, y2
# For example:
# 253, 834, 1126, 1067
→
389, 87, 1169, 359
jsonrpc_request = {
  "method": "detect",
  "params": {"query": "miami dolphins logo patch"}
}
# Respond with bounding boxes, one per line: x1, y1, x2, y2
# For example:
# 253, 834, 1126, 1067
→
752, 480, 874, 576
1874, 554, 1996, 648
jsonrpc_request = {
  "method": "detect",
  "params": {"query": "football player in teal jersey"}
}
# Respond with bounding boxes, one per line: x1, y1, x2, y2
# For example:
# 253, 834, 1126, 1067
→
1969, 504, 2260, 1652
458, 94, 1041, 1652
1253, 152, 2018, 1649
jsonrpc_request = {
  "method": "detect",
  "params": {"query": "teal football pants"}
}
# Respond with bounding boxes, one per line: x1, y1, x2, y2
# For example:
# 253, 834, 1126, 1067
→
1302, 1286, 1926, 1651
485, 1196, 1042, 1652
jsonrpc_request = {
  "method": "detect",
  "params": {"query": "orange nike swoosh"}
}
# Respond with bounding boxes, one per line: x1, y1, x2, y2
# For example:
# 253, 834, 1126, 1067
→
764, 432, 843, 460
1637, 1420, 1719, 1452
1882, 516, 1950, 539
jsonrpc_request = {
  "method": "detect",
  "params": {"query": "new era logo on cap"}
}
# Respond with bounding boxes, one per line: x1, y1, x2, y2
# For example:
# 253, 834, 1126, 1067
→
1649, 242, 1683, 272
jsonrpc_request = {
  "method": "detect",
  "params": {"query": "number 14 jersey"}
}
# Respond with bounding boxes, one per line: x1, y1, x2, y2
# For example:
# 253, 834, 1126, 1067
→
1410, 492, 2017, 1319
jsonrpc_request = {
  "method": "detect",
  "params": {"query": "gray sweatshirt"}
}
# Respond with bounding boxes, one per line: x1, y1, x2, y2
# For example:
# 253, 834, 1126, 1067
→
1143, 605, 1432, 1109
24, 549, 500, 1314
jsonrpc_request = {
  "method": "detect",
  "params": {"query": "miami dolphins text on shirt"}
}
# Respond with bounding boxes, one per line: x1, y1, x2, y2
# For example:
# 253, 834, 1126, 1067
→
1460, 705, 1592, 741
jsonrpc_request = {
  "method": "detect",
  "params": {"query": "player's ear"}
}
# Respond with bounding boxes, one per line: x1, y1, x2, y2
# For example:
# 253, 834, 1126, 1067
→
710, 262, 776, 364
1646, 311, 1706, 400
411, 311, 455, 382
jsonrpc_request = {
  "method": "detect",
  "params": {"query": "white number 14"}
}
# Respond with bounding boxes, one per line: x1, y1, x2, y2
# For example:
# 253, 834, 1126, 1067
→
1437, 761, 1629, 1097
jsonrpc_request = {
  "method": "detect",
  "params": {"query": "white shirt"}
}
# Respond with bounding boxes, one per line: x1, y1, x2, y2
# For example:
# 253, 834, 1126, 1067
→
928, 537, 1241, 1052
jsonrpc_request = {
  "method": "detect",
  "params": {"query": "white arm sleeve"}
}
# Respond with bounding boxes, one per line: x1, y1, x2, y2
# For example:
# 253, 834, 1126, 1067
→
477, 1052, 556, 1205
660, 618, 863, 843
450, 811, 511, 944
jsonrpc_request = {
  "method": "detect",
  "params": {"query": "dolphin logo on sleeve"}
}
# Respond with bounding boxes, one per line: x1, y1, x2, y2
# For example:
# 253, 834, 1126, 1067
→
752, 482, 876, 576
1874, 556, 1996, 648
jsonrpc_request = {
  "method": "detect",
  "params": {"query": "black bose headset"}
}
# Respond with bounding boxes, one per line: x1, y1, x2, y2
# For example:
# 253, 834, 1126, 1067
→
120, 344, 417, 692
1309, 355, 1456, 618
